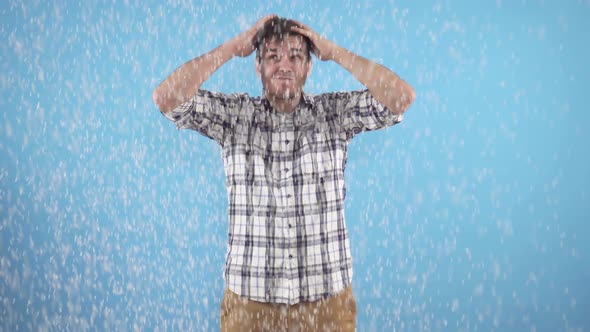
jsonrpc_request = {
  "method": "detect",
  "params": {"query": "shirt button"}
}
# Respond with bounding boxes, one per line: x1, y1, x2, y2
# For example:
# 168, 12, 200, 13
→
289, 254, 294, 259
288, 224, 292, 228
284, 168, 290, 173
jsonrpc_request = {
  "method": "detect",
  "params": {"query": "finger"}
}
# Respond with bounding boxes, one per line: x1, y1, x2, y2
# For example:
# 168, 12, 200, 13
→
253, 14, 277, 31
289, 19, 312, 31
290, 27, 319, 45
263, 14, 277, 22
289, 26, 320, 57
250, 14, 277, 47
289, 26, 309, 36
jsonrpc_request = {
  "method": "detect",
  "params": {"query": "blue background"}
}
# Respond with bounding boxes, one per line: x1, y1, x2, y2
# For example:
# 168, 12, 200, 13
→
1, 1, 588, 331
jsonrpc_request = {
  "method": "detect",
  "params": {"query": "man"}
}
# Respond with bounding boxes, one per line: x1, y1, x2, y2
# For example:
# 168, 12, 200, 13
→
153, 15, 415, 332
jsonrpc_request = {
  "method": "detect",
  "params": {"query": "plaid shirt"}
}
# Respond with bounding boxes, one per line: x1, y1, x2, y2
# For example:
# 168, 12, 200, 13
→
163, 89, 402, 304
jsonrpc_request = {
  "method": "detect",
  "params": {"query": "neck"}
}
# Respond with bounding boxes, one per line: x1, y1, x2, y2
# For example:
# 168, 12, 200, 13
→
266, 92, 302, 113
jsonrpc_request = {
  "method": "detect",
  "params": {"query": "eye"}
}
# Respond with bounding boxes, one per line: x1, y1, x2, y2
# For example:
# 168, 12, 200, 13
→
290, 54, 303, 62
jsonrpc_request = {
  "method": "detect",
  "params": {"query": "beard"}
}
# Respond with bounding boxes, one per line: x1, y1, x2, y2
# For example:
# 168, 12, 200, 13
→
264, 78, 304, 101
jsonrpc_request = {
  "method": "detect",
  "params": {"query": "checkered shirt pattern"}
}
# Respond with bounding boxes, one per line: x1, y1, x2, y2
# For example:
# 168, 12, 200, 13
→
162, 89, 402, 304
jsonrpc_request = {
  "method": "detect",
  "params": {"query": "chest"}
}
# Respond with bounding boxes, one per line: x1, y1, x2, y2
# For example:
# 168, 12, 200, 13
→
222, 114, 349, 181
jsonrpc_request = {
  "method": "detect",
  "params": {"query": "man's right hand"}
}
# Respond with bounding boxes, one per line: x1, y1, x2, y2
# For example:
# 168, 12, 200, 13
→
230, 14, 277, 58
154, 14, 277, 114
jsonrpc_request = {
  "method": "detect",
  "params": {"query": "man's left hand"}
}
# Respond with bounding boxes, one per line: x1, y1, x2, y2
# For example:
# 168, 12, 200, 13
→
290, 21, 340, 62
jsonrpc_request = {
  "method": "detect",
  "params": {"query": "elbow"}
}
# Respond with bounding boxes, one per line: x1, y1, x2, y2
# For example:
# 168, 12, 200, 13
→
400, 85, 416, 114
407, 86, 416, 108
390, 85, 415, 115
152, 86, 162, 110
152, 86, 169, 114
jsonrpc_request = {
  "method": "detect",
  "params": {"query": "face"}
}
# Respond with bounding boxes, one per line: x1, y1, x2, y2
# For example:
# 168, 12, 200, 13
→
256, 34, 312, 102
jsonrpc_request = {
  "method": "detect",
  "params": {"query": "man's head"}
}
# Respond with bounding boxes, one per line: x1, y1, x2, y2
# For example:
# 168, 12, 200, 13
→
253, 17, 313, 103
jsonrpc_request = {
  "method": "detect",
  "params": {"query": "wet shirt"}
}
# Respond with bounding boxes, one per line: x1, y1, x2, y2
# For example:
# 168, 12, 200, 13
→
162, 89, 401, 304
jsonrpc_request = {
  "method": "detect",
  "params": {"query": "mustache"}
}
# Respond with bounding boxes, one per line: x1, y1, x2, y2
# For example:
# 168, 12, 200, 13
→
272, 70, 295, 79
272, 74, 295, 79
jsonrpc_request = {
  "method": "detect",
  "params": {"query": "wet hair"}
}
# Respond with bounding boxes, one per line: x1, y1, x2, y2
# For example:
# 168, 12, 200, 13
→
254, 17, 313, 62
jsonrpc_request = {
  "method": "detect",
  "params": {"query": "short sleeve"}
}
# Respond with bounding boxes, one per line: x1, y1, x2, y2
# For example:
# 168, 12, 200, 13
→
329, 90, 402, 140
161, 90, 242, 146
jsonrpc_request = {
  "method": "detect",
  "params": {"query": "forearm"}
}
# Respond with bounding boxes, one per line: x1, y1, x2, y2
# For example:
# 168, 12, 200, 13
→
152, 42, 235, 114
332, 46, 415, 114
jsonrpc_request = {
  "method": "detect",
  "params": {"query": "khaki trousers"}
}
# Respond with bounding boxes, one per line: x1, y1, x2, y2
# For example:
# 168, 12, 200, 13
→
220, 286, 357, 332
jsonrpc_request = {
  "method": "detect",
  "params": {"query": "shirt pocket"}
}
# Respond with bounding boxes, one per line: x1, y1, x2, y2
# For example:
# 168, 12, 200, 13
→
297, 132, 323, 177
224, 128, 269, 184
298, 129, 346, 175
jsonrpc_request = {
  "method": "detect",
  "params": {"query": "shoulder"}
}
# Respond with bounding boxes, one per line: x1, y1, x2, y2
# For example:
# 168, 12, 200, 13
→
197, 90, 256, 102
196, 90, 266, 113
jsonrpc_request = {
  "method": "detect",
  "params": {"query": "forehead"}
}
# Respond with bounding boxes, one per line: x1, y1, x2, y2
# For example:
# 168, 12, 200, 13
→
261, 34, 308, 52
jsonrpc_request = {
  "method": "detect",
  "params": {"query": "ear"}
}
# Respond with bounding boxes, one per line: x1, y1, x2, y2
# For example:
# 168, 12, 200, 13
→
305, 59, 313, 78
255, 58, 261, 77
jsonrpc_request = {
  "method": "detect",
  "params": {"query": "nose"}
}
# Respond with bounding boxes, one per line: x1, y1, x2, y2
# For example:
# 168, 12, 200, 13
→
276, 53, 294, 68
277, 59, 292, 71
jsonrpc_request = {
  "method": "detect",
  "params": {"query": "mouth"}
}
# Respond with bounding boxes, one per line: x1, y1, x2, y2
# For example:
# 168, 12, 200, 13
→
273, 75, 294, 81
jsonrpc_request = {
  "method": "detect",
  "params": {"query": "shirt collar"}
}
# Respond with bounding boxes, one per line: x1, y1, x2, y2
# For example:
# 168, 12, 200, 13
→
261, 92, 314, 110
258, 92, 315, 129
301, 92, 314, 106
